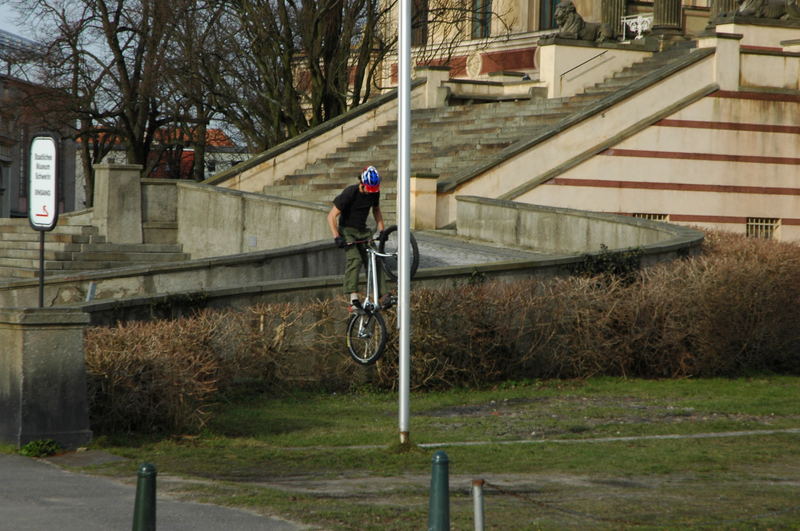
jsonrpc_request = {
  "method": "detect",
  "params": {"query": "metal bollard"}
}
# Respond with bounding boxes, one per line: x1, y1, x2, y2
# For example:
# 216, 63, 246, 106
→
132, 463, 157, 531
472, 479, 485, 531
428, 450, 450, 531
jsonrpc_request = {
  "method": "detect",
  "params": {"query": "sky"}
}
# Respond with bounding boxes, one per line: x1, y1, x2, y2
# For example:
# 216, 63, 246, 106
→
0, 4, 33, 40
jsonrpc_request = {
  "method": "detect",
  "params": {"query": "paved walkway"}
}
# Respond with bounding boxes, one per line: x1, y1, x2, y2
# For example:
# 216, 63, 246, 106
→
0, 453, 303, 531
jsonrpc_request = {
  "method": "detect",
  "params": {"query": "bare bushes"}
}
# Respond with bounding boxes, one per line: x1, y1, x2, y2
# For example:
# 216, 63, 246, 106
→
85, 231, 800, 432
375, 232, 800, 385
84, 301, 356, 434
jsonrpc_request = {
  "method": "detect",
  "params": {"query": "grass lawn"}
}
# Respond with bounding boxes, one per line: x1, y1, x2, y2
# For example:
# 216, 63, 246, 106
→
75, 376, 800, 529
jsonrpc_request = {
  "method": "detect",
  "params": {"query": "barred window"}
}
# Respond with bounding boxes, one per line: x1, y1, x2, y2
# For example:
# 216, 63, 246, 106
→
746, 217, 780, 239
539, 0, 559, 30
632, 213, 669, 222
412, 0, 429, 46
472, 0, 492, 38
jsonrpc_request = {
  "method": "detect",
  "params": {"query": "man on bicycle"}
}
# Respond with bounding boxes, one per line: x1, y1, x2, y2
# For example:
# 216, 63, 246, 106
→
327, 165, 390, 310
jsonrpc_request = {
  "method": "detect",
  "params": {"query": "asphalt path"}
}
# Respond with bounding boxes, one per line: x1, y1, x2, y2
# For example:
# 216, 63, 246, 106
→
0, 453, 302, 531
414, 230, 550, 268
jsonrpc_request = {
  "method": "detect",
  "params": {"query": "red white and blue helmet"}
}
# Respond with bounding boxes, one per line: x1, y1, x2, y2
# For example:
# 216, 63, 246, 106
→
360, 166, 381, 192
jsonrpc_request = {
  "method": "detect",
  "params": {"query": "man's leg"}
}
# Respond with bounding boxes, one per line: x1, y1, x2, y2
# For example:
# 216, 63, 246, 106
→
342, 227, 371, 304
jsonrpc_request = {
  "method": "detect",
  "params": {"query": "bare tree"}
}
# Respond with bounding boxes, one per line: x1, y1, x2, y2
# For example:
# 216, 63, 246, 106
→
200, 0, 394, 152
4, 0, 200, 202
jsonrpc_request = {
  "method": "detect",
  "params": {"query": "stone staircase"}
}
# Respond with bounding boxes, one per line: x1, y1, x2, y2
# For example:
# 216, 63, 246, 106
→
0, 217, 189, 279
263, 43, 697, 224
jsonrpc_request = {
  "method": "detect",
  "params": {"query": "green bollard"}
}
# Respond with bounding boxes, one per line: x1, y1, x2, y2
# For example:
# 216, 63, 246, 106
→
428, 450, 450, 531
132, 463, 157, 531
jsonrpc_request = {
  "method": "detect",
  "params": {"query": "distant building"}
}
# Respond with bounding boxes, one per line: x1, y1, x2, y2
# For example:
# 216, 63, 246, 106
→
0, 73, 78, 218
78, 128, 248, 183
0, 29, 79, 218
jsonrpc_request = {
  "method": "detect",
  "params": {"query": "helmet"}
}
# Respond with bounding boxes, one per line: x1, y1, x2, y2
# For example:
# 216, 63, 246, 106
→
360, 166, 381, 192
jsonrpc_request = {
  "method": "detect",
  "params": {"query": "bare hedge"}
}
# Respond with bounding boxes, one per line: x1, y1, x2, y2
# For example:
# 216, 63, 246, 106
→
84, 231, 800, 433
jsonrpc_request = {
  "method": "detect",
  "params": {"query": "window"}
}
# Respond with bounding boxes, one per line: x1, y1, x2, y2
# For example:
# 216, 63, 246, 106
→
412, 0, 429, 46
539, 0, 559, 30
746, 217, 780, 239
471, 0, 492, 38
632, 213, 669, 222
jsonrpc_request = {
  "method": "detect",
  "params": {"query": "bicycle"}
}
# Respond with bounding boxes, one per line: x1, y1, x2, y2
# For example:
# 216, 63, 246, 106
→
344, 225, 419, 365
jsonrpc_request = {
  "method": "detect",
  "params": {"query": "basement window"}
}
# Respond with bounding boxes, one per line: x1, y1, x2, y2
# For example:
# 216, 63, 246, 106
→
746, 217, 780, 239
632, 213, 669, 222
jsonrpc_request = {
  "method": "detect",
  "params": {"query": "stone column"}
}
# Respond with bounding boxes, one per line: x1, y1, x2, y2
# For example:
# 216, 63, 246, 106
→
652, 0, 683, 35
602, 0, 626, 40
93, 163, 144, 244
0, 308, 92, 449
414, 66, 450, 109
410, 173, 438, 230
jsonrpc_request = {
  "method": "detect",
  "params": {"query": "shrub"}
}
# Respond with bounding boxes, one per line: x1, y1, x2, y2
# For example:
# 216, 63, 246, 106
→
20, 439, 61, 457
84, 231, 800, 433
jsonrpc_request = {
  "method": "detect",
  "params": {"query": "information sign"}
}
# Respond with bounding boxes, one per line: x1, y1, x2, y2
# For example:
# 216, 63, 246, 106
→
28, 135, 59, 231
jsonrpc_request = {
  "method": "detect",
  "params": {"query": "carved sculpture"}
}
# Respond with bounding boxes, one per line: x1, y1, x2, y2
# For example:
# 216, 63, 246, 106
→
555, 0, 614, 42
719, 0, 800, 19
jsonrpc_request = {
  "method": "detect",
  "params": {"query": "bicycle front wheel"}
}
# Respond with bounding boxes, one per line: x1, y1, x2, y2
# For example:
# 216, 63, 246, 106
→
346, 310, 388, 365
379, 225, 419, 281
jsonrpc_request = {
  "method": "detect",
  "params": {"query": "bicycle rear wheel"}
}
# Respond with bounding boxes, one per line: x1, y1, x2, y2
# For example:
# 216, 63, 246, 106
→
379, 225, 419, 281
346, 310, 388, 365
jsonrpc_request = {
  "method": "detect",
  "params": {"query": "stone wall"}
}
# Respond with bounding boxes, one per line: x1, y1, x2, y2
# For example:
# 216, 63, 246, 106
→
176, 182, 330, 259
0, 308, 91, 449
456, 195, 703, 256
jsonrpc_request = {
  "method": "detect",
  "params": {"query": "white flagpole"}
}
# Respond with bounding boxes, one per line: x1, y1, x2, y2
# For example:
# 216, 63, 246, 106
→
397, 0, 412, 445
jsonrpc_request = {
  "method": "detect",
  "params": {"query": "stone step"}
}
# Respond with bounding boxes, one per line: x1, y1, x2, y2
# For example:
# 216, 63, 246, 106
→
0, 247, 188, 262
263, 45, 698, 210
0, 231, 97, 244
0, 221, 98, 234
0, 240, 84, 252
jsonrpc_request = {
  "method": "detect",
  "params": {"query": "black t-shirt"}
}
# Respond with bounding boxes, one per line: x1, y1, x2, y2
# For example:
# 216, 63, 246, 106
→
333, 184, 380, 231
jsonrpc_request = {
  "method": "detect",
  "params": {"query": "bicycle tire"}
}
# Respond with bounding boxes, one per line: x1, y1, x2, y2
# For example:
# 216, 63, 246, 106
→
378, 225, 419, 281
346, 310, 388, 365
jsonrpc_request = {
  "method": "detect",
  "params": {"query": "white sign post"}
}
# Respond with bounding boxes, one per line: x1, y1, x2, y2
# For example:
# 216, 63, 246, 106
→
28, 134, 59, 307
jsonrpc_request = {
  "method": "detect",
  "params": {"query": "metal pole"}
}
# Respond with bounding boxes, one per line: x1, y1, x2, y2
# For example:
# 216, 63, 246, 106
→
38, 231, 44, 308
428, 451, 450, 530
397, 0, 412, 445
132, 463, 157, 531
472, 479, 485, 531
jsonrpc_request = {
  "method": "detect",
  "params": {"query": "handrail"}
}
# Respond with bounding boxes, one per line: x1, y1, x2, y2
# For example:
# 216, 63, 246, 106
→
561, 50, 608, 79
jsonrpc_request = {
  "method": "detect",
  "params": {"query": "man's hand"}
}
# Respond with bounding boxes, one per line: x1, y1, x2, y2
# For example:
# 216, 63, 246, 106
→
334, 236, 347, 248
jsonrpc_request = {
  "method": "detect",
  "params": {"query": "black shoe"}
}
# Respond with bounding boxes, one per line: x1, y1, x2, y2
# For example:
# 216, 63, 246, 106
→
379, 294, 397, 310
349, 300, 365, 314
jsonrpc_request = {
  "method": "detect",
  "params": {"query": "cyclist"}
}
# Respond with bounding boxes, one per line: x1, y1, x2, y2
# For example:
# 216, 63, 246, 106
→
327, 166, 392, 310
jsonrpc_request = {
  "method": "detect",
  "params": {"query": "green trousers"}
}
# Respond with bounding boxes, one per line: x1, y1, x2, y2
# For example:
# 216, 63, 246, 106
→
342, 226, 386, 296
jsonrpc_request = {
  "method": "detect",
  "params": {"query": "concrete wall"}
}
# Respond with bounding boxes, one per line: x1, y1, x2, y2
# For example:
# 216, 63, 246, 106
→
0, 240, 344, 309
176, 182, 330, 259
436, 47, 718, 227
456, 195, 703, 255
0, 308, 92, 449
520, 34, 800, 240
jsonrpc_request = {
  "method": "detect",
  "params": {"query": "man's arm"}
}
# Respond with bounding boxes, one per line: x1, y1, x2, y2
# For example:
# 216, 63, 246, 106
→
373, 205, 385, 233
328, 205, 342, 238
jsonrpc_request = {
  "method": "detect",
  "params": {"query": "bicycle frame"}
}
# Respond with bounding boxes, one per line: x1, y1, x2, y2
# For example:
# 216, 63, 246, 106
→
358, 239, 394, 311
